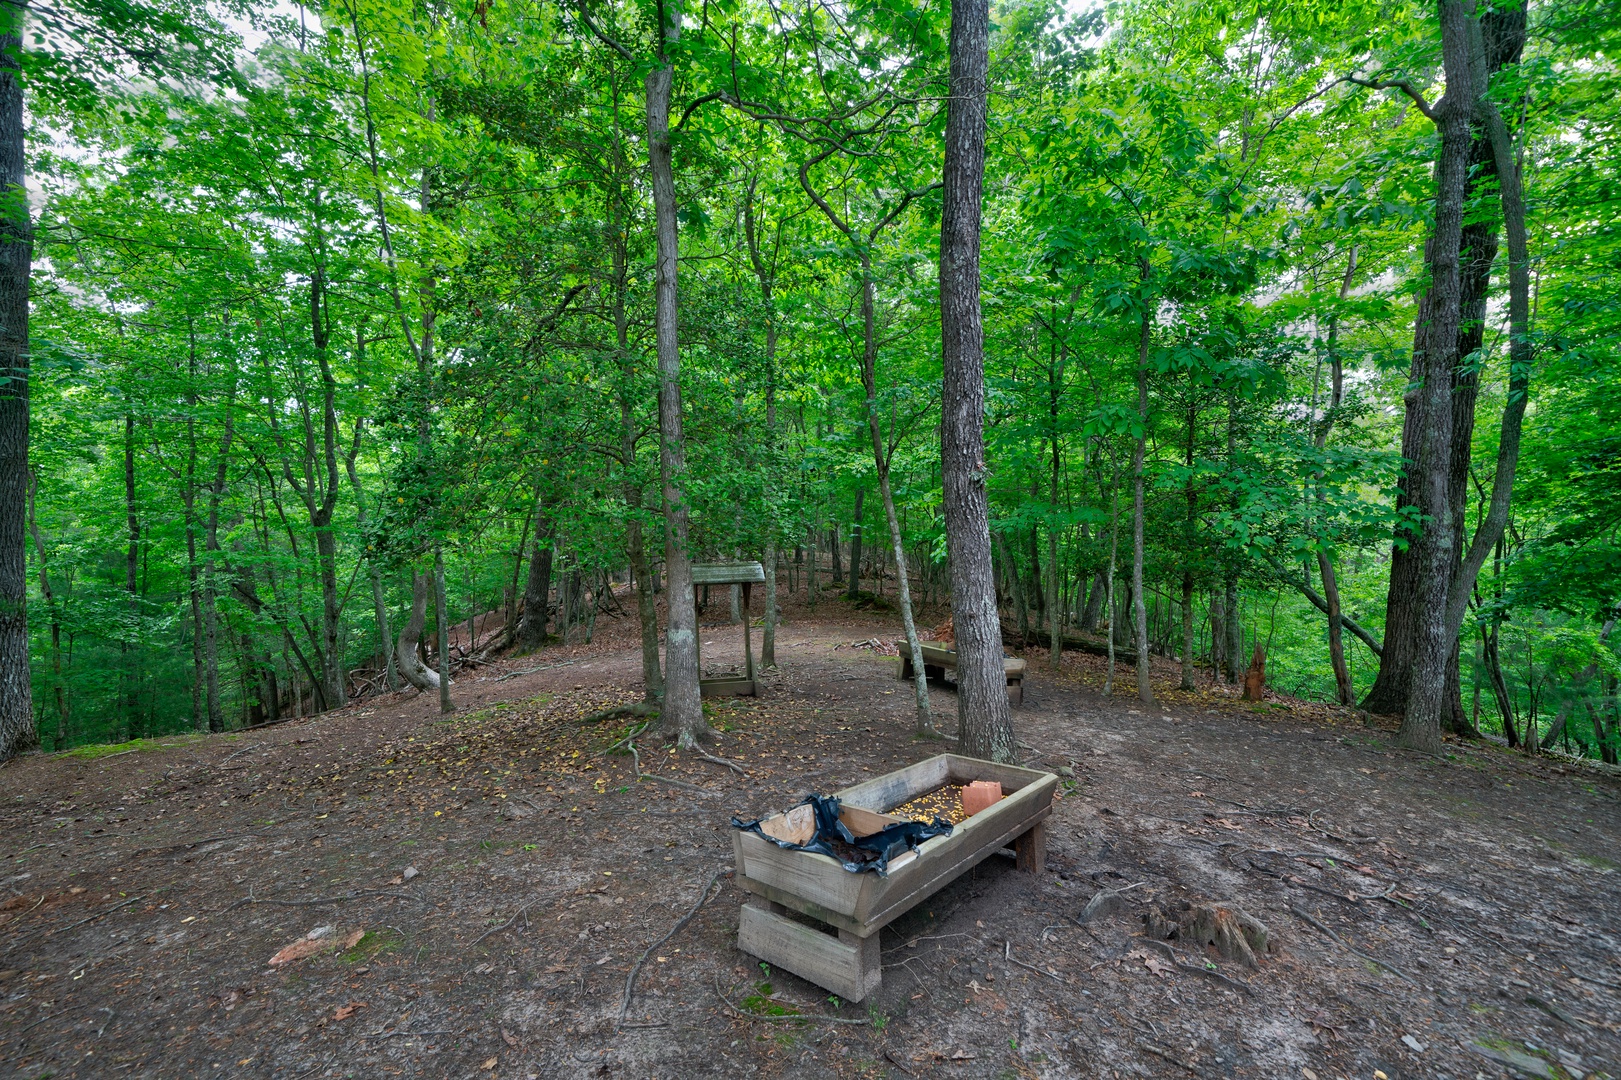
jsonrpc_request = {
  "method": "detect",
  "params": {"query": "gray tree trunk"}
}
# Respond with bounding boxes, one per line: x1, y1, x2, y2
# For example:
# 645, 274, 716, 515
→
434, 548, 454, 714
1131, 308, 1153, 704
939, 0, 1013, 762
646, 26, 703, 747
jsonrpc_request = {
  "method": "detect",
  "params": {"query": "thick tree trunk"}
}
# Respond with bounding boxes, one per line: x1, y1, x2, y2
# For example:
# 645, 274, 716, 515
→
1130, 308, 1153, 704
395, 571, 440, 691
1398, 0, 1478, 753
646, 37, 704, 748
520, 510, 553, 652
1363, 3, 1525, 722
0, 0, 29, 760
939, 0, 1013, 762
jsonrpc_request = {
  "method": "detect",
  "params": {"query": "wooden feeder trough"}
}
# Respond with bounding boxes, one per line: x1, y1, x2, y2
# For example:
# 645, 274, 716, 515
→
733, 753, 1056, 1002
897, 642, 1028, 705
691, 561, 766, 698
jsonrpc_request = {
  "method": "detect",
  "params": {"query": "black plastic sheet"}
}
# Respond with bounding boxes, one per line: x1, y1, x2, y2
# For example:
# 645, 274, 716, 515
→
731, 794, 953, 876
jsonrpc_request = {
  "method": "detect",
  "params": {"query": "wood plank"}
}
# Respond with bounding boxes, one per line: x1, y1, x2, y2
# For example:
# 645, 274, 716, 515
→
737, 904, 881, 1003
734, 830, 870, 918
834, 755, 952, 813
838, 805, 904, 837
940, 753, 1050, 794
700, 677, 758, 698
691, 561, 766, 586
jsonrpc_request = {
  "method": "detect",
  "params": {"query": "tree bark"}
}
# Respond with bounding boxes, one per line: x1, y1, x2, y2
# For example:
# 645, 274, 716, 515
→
25, 469, 65, 746
847, 487, 865, 597
1361, 3, 1525, 721
856, 255, 934, 736
0, 0, 29, 760
520, 504, 553, 652
1316, 247, 1358, 706
395, 571, 440, 691
645, 20, 704, 748
1130, 306, 1153, 704
1398, 0, 1478, 753
939, 0, 1013, 762
435, 548, 454, 713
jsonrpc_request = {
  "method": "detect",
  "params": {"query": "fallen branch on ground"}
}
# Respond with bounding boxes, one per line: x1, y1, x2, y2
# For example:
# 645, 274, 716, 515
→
1140, 938, 1255, 995
471, 893, 557, 948
1288, 904, 1417, 985
494, 660, 578, 683
619, 869, 725, 1027
1003, 940, 1065, 983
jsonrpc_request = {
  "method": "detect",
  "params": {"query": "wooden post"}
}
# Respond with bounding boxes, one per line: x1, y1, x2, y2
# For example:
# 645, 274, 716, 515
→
1014, 821, 1046, 873
742, 581, 754, 688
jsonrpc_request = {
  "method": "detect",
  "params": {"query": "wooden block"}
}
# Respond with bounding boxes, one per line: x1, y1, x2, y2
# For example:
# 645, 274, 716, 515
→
737, 904, 881, 1003
961, 780, 1003, 819
759, 803, 816, 846
1015, 821, 1047, 874
897, 655, 913, 680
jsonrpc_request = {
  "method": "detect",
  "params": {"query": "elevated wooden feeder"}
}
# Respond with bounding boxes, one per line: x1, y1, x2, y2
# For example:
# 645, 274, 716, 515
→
690, 561, 766, 698
733, 753, 1056, 1002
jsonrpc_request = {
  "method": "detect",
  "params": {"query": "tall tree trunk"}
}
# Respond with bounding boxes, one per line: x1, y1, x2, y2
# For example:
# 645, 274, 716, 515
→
612, 235, 664, 697
124, 412, 140, 738
857, 256, 934, 736
0, 0, 29, 760
1398, 0, 1478, 753
646, 19, 703, 747
1362, 2, 1524, 720
939, 0, 1013, 762
1316, 248, 1358, 706
520, 507, 553, 651
435, 548, 453, 714
395, 571, 439, 691
1130, 306, 1153, 704
847, 487, 865, 597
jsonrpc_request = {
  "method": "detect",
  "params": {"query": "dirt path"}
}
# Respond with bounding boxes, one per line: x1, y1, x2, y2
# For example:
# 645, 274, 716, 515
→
3, 602, 1618, 1079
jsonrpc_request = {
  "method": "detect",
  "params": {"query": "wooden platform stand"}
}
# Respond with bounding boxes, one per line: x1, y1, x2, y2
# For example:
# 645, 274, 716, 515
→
897, 642, 1028, 705
734, 754, 1056, 1003
691, 561, 766, 698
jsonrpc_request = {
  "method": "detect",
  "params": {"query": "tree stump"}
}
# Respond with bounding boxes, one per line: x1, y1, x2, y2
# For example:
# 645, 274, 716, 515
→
1242, 644, 1267, 701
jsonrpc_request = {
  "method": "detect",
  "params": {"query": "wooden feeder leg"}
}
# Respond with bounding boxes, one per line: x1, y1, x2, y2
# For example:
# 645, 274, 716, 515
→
742, 582, 754, 685
1014, 821, 1047, 874
737, 902, 882, 1003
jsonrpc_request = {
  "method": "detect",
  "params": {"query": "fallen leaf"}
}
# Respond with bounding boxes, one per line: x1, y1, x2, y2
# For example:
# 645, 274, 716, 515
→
268, 937, 329, 968
950, 1049, 977, 1061
341, 929, 365, 949
482, 1057, 497, 1070
501, 1028, 518, 1047
1143, 956, 1174, 977
544, 964, 568, 974
334, 1001, 366, 1021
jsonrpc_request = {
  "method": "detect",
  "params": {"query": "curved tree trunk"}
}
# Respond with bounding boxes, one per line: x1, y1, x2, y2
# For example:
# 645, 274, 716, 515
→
395, 570, 440, 692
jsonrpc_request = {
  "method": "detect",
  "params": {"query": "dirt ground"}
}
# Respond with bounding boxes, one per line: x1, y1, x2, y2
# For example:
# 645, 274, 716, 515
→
3, 594, 1618, 1080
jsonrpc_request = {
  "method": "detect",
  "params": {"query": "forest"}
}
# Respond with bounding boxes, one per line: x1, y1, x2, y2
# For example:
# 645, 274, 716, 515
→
0, 0, 1617, 765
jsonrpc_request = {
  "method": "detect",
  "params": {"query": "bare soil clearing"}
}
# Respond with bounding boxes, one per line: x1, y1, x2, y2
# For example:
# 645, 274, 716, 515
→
3, 599, 1618, 1079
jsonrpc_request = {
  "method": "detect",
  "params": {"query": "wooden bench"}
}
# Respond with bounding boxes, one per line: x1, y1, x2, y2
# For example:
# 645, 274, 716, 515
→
896, 642, 1028, 705
733, 753, 1056, 1002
